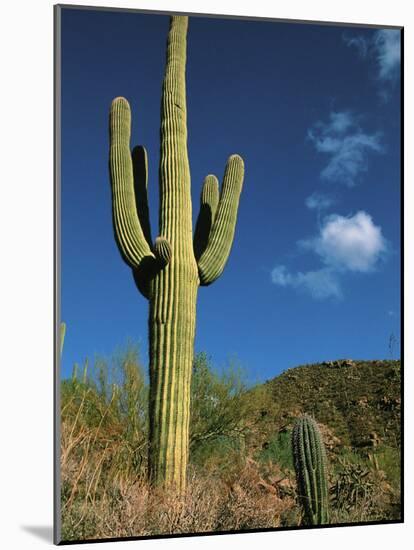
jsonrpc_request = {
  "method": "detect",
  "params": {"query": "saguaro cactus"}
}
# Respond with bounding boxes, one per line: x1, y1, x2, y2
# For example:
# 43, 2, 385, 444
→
292, 415, 329, 525
109, 16, 244, 491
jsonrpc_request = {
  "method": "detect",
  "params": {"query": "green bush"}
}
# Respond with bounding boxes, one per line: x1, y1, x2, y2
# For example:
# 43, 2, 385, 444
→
190, 353, 250, 457
257, 430, 294, 471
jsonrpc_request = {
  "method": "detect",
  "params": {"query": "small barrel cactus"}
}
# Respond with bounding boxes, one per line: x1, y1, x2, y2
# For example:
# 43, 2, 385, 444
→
292, 414, 329, 525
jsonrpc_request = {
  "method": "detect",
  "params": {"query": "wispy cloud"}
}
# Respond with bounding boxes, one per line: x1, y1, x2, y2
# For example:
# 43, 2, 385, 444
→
343, 29, 401, 98
271, 265, 342, 300
308, 111, 383, 186
271, 211, 388, 300
374, 30, 401, 82
305, 191, 336, 212
343, 34, 369, 58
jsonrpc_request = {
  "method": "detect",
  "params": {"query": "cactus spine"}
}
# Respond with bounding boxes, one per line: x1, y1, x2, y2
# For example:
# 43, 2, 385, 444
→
109, 16, 244, 492
292, 415, 329, 525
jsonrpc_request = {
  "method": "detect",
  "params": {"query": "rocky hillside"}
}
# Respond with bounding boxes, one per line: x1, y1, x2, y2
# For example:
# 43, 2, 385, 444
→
256, 359, 401, 453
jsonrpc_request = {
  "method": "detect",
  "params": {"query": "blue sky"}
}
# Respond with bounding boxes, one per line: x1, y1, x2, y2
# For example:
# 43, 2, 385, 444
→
60, 8, 401, 383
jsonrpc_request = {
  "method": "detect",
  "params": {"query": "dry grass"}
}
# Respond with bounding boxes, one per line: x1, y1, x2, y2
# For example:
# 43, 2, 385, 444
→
61, 412, 297, 541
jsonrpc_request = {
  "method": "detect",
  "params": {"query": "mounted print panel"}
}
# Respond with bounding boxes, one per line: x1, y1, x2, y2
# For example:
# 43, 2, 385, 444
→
54, 4, 403, 544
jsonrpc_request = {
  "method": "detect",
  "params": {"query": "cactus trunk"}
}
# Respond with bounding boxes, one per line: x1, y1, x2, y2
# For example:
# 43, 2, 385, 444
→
148, 278, 197, 487
148, 16, 198, 489
109, 15, 244, 492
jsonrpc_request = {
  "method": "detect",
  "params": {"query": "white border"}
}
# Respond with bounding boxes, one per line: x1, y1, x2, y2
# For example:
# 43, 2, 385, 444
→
0, 1, 411, 548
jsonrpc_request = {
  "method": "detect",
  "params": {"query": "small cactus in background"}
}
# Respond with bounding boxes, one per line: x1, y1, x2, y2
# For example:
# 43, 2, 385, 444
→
292, 414, 329, 525
109, 16, 244, 492
60, 322, 66, 357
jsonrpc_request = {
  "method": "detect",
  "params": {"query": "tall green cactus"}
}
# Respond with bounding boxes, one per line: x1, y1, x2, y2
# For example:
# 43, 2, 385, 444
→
292, 415, 329, 525
108, 16, 244, 491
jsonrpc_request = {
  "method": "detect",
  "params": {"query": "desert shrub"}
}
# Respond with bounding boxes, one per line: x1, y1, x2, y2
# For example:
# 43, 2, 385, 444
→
61, 345, 149, 520
372, 446, 401, 489
189, 353, 252, 466
329, 451, 400, 523
256, 430, 293, 471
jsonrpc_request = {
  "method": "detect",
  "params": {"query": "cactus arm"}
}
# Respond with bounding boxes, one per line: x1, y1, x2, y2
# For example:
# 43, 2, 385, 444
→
109, 97, 155, 269
132, 145, 152, 247
193, 175, 219, 260
197, 154, 244, 285
154, 236, 172, 266
132, 234, 172, 300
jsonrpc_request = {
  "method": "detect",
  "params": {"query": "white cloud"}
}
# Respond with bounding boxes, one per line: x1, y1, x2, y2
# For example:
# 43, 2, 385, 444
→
301, 211, 387, 272
271, 211, 388, 300
308, 111, 382, 186
305, 192, 336, 211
